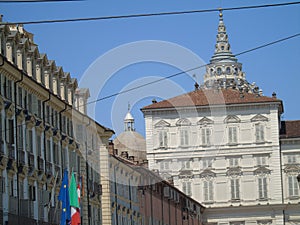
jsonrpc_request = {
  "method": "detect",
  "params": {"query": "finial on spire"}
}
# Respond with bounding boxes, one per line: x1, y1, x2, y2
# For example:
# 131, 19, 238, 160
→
219, 8, 223, 20
128, 102, 131, 112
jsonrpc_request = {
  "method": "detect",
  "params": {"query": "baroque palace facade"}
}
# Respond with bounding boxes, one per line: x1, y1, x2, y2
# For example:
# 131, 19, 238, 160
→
0, 17, 114, 225
141, 11, 300, 225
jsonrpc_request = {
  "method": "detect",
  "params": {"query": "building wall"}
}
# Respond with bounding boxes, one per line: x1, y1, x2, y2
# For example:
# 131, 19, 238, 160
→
0, 23, 113, 225
143, 102, 300, 224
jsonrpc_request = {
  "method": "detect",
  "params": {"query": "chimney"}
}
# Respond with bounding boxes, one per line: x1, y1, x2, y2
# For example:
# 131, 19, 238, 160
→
74, 88, 90, 114
108, 140, 114, 155
194, 82, 199, 90
128, 156, 135, 162
114, 148, 118, 156
121, 151, 129, 159
272, 92, 277, 98
152, 98, 157, 104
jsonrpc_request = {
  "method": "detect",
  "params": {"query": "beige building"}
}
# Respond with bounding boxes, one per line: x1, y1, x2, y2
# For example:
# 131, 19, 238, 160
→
0, 18, 114, 225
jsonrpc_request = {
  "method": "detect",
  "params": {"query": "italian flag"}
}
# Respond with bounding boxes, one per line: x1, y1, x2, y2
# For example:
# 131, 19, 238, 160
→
69, 172, 81, 225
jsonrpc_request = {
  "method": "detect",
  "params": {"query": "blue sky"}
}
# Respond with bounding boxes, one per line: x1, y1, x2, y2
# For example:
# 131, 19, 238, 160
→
1, 0, 299, 137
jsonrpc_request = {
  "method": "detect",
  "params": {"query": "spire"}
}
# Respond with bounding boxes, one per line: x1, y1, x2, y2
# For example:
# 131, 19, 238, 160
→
210, 9, 237, 63
202, 10, 262, 96
124, 103, 135, 131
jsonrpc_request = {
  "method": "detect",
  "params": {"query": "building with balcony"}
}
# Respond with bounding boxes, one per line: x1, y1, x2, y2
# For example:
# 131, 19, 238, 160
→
0, 17, 114, 225
141, 11, 300, 225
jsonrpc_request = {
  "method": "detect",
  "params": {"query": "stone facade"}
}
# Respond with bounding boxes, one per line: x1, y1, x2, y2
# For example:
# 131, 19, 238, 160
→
141, 11, 300, 225
0, 19, 114, 225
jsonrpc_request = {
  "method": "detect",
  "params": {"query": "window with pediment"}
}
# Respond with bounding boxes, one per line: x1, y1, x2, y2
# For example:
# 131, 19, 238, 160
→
198, 117, 213, 146
228, 157, 239, 168
203, 179, 214, 202
182, 180, 192, 196
288, 175, 299, 197
201, 158, 214, 169
155, 120, 170, 148
181, 159, 192, 170
251, 114, 268, 143
254, 123, 265, 143
201, 127, 211, 146
230, 178, 240, 200
256, 155, 268, 167
286, 154, 299, 165
258, 176, 268, 199
228, 126, 238, 144
225, 115, 240, 145
158, 130, 168, 148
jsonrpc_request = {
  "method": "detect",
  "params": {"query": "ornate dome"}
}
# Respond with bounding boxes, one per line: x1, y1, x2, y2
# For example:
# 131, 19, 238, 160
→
113, 107, 146, 162
113, 131, 146, 162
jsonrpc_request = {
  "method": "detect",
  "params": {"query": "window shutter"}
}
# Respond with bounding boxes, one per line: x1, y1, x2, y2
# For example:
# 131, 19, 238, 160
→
209, 180, 213, 201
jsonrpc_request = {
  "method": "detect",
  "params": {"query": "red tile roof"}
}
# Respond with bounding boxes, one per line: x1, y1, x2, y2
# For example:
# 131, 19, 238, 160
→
142, 88, 282, 110
280, 120, 300, 139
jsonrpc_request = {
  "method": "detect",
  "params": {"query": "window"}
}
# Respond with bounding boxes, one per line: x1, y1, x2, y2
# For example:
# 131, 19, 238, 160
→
4, 78, 12, 100
203, 180, 213, 202
158, 130, 168, 148
26, 129, 33, 153
201, 128, 211, 146
226, 67, 231, 74
182, 160, 191, 170
256, 155, 267, 166
228, 126, 238, 144
17, 87, 23, 107
6, 119, 14, 145
45, 105, 50, 124
160, 161, 170, 171
229, 158, 239, 167
46, 140, 51, 161
202, 158, 213, 169
255, 124, 264, 142
258, 177, 268, 199
288, 176, 299, 197
182, 181, 192, 196
36, 134, 42, 157
53, 143, 59, 164
28, 93, 32, 113
180, 129, 189, 146
217, 67, 222, 75
287, 154, 297, 164
17, 125, 23, 149
231, 178, 240, 200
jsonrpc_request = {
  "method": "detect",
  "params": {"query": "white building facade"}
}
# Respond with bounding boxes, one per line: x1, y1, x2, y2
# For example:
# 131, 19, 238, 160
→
141, 11, 300, 225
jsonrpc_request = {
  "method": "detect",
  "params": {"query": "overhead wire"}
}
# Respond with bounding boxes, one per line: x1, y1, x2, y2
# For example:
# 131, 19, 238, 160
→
0, 0, 83, 2
0, 1, 300, 25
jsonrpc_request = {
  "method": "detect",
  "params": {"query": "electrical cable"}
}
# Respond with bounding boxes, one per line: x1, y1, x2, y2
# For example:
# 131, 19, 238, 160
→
0, 0, 83, 2
0, 1, 299, 25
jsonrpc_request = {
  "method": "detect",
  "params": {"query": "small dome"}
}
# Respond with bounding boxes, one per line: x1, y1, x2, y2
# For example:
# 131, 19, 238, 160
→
124, 112, 134, 121
113, 131, 146, 162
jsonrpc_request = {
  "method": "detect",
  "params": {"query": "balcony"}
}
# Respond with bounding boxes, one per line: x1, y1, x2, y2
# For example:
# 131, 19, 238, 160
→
28, 152, 35, 168
38, 156, 44, 171
8, 145, 15, 160
9, 196, 18, 215
45, 161, 52, 177
20, 199, 34, 218
19, 149, 26, 165
48, 206, 61, 224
